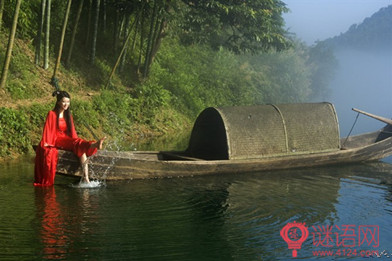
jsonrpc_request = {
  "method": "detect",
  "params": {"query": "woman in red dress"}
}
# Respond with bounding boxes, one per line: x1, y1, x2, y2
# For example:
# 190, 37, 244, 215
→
34, 91, 106, 186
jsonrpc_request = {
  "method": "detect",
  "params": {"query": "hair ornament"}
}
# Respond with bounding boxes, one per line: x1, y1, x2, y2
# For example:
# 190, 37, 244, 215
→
52, 90, 61, 97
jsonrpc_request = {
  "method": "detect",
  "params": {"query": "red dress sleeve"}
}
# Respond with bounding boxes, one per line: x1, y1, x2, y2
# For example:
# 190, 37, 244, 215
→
34, 111, 59, 186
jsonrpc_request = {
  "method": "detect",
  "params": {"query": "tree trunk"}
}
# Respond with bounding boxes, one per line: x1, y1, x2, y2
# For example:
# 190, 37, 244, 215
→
148, 18, 167, 73
143, 1, 158, 78
35, 0, 47, 65
66, 0, 84, 67
136, 9, 145, 75
44, 0, 51, 70
52, 0, 72, 81
106, 18, 137, 88
102, 0, 106, 33
85, 0, 92, 47
113, 8, 120, 54
0, 0, 22, 89
0, 0, 5, 31
119, 14, 130, 72
130, 15, 140, 54
90, 0, 100, 64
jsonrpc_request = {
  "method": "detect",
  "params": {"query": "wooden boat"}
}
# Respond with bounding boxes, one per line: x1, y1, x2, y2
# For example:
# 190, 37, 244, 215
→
55, 103, 392, 180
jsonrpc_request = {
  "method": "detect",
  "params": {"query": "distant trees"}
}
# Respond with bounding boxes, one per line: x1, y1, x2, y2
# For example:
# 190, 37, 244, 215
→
323, 5, 392, 51
307, 41, 337, 100
177, 0, 290, 54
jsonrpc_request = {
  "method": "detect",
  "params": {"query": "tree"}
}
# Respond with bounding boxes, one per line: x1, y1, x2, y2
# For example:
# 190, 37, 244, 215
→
109, 0, 291, 79
177, 0, 291, 54
66, 0, 84, 67
85, 0, 92, 46
0, 0, 22, 90
44, 0, 51, 70
90, 0, 100, 64
35, 0, 47, 65
105, 19, 135, 88
52, 0, 72, 81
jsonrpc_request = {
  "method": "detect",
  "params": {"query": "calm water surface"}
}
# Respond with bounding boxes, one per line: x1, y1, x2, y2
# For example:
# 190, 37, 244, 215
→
1, 156, 392, 260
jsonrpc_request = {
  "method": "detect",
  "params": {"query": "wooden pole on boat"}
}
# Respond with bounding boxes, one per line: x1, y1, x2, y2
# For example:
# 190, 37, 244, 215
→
352, 108, 392, 125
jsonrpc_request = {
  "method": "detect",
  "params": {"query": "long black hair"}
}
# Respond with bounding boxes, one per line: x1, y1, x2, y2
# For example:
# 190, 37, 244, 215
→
52, 91, 73, 136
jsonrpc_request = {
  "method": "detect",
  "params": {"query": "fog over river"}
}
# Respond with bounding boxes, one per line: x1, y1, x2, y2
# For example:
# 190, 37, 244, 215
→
329, 49, 392, 136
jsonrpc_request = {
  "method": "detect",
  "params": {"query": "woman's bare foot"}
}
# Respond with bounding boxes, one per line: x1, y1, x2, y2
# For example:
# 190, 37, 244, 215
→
92, 137, 106, 150
98, 136, 106, 150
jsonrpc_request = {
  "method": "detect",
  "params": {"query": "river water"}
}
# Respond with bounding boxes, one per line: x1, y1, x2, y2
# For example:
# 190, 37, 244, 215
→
1, 155, 392, 260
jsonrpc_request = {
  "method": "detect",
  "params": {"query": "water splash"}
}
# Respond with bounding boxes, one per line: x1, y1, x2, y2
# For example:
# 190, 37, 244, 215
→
71, 180, 104, 189
75, 113, 136, 187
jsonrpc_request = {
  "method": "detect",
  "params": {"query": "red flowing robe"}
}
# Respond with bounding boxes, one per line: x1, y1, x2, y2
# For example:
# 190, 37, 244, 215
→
34, 110, 97, 186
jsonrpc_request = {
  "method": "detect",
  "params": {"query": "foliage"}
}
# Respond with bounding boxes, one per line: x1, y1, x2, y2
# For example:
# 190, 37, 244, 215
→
2, 0, 39, 39
151, 38, 321, 116
3, 0, 292, 79
134, 80, 171, 123
71, 99, 101, 138
21, 102, 52, 144
91, 90, 138, 135
174, 0, 291, 54
0, 107, 30, 157
150, 39, 256, 116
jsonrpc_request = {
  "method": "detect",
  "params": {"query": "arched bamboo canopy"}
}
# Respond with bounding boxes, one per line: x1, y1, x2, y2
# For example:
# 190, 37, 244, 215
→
186, 103, 341, 160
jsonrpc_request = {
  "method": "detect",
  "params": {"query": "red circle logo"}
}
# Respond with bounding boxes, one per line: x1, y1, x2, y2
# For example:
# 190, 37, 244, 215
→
280, 221, 309, 257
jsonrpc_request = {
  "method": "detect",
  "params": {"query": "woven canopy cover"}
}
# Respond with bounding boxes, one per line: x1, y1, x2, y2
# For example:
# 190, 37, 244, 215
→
186, 103, 340, 160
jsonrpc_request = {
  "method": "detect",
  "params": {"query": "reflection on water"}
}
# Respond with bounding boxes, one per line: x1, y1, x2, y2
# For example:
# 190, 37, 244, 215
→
0, 158, 392, 260
34, 187, 68, 259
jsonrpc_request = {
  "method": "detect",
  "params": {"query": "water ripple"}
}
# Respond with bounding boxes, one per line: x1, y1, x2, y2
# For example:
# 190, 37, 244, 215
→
1, 160, 392, 260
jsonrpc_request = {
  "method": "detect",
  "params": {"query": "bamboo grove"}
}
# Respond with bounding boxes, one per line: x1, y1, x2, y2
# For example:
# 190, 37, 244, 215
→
0, 0, 291, 88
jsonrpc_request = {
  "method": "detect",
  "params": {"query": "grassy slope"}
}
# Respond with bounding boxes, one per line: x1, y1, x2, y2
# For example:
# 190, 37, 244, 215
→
0, 36, 191, 160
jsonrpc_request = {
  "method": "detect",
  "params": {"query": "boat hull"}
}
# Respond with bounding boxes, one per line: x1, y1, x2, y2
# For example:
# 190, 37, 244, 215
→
56, 130, 392, 180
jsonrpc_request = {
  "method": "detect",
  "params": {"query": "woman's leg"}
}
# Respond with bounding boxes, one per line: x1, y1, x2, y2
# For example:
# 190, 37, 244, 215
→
79, 153, 90, 183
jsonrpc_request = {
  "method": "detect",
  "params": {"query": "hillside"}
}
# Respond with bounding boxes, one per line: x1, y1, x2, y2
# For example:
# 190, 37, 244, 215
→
323, 5, 392, 51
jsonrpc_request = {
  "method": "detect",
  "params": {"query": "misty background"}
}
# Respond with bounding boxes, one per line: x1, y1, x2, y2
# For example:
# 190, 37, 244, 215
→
284, 0, 392, 137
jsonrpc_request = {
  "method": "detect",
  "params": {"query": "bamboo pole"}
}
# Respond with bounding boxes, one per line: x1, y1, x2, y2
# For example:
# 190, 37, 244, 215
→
66, 0, 84, 67
44, 0, 51, 70
352, 108, 392, 125
52, 0, 72, 80
105, 20, 136, 88
0, 0, 22, 89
